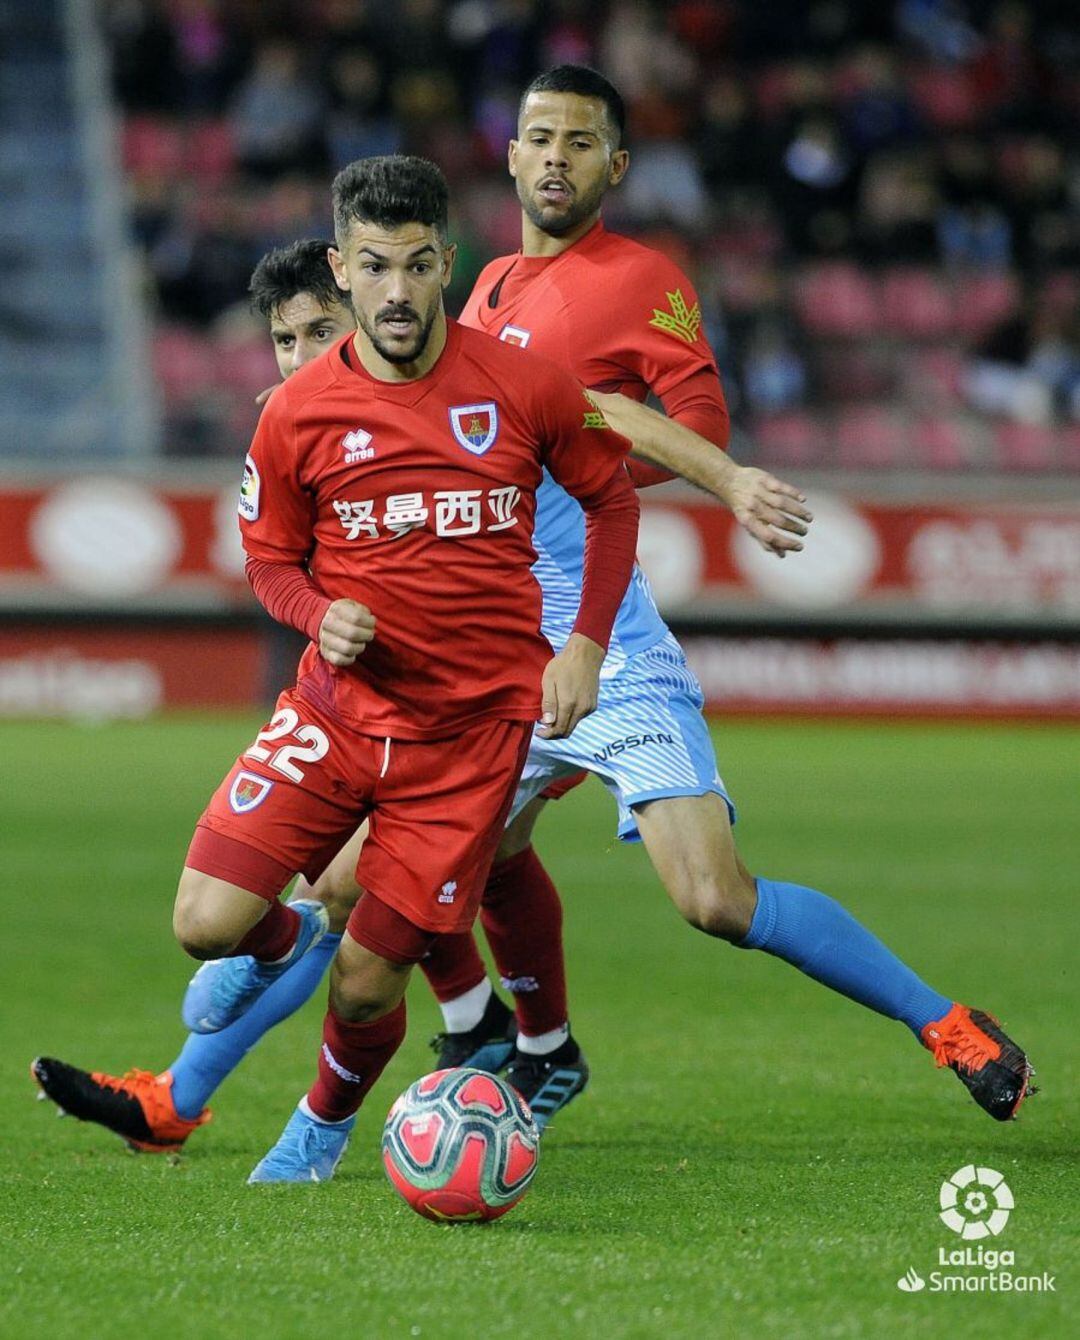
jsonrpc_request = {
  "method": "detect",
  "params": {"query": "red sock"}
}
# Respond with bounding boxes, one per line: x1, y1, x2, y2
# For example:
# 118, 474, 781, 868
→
307, 1002, 407, 1123
233, 899, 299, 962
419, 932, 488, 1003
480, 846, 568, 1036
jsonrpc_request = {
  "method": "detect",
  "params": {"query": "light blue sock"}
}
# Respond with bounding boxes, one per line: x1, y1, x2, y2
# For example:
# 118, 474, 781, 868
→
170, 933, 341, 1119
740, 879, 952, 1037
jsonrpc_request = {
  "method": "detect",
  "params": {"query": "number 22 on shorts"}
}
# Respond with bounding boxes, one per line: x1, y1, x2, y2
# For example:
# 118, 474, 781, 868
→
244, 708, 330, 782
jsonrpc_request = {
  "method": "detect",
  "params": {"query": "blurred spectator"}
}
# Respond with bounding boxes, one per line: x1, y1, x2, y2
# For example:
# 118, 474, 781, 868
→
600, 0, 696, 103
964, 292, 1080, 424
895, 0, 981, 63
323, 47, 402, 168
229, 40, 326, 178
741, 320, 808, 414
856, 152, 939, 263
936, 134, 1013, 269
776, 115, 857, 256
105, 0, 180, 111
695, 76, 759, 195
837, 46, 921, 156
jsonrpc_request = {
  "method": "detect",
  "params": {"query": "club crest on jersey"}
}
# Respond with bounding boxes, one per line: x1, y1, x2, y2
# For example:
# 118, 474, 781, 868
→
449, 403, 499, 456
228, 771, 273, 814
499, 324, 531, 348
342, 427, 375, 463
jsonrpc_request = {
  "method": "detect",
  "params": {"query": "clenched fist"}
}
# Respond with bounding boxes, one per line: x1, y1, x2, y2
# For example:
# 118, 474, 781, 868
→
318, 598, 376, 666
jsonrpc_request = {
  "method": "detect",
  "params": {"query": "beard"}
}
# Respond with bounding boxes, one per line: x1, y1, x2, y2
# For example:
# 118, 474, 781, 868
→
359, 301, 438, 365
517, 174, 607, 236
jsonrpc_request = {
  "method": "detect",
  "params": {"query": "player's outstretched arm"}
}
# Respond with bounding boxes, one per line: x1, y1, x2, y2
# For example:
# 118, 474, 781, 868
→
590, 391, 813, 558
538, 633, 606, 740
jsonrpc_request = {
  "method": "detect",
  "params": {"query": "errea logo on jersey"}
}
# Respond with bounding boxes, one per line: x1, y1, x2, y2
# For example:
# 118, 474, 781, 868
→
343, 428, 375, 463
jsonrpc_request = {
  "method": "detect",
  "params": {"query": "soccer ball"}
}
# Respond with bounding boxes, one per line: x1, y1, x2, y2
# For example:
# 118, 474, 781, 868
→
381, 1068, 540, 1222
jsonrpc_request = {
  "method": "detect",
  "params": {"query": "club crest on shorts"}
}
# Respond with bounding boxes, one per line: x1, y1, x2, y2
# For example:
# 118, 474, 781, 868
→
229, 770, 274, 814
449, 403, 499, 456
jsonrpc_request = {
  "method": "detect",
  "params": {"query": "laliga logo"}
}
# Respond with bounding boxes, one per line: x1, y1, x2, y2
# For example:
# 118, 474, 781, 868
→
939, 1165, 1013, 1240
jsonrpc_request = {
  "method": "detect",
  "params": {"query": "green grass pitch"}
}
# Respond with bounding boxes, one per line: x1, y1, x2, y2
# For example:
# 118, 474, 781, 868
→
2, 714, 1076, 1339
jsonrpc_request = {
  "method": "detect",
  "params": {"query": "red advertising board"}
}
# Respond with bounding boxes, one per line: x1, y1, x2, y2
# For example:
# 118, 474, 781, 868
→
2, 475, 1079, 717
0, 625, 261, 716
1, 476, 1078, 625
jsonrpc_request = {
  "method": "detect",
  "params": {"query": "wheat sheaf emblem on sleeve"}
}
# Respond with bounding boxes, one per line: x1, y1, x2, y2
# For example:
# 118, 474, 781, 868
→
649, 288, 702, 344
581, 389, 608, 429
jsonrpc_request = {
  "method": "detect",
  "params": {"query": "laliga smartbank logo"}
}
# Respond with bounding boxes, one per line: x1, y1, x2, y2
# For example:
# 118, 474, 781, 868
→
939, 1163, 1012, 1238
895, 1165, 1056, 1296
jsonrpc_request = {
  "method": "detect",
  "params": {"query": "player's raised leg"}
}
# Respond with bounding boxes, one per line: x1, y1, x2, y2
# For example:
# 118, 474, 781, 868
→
176, 872, 329, 1034
634, 792, 1034, 1120
32, 827, 363, 1152
164, 833, 364, 1118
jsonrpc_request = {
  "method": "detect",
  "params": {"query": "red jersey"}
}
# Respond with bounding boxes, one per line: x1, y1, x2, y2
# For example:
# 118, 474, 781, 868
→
459, 220, 718, 403
240, 319, 630, 740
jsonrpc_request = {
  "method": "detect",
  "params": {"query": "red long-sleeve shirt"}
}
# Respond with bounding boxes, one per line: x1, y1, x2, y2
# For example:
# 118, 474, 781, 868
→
239, 320, 638, 739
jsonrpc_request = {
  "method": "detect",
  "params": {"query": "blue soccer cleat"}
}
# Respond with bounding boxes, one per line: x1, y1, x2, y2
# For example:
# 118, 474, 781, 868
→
248, 1104, 355, 1183
503, 1036, 589, 1132
182, 899, 330, 1035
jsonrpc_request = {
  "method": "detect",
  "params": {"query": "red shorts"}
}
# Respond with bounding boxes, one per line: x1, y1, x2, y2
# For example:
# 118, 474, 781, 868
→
539, 770, 588, 801
188, 687, 532, 935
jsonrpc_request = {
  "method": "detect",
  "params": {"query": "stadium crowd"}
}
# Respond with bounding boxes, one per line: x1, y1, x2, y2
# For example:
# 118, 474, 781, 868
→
104, 0, 1080, 469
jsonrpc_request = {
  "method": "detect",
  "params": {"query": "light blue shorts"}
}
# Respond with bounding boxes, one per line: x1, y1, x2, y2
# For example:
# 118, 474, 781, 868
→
509, 633, 734, 841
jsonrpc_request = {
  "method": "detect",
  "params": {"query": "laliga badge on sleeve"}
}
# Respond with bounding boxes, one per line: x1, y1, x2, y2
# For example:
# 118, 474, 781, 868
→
449, 403, 499, 456
238, 453, 260, 521
229, 771, 274, 814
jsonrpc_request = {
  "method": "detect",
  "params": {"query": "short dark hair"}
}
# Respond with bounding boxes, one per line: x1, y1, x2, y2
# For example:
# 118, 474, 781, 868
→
248, 239, 349, 318
518, 65, 626, 148
332, 155, 449, 245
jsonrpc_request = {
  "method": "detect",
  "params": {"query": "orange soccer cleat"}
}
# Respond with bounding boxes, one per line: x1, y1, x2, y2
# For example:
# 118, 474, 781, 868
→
921, 1004, 1036, 1121
31, 1057, 211, 1153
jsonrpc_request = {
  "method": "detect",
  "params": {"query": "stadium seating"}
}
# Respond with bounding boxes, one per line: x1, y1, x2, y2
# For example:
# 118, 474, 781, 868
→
881, 269, 954, 340
994, 422, 1060, 472
794, 263, 881, 339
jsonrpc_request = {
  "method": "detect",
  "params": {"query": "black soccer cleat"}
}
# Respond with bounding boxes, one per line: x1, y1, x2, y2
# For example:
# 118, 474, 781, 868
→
31, 1056, 210, 1152
920, 1004, 1036, 1121
430, 991, 518, 1072
504, 1036, 589, 1131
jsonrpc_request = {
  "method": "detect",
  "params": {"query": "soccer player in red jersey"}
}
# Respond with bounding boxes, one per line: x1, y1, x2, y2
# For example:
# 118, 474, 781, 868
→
447, 66, 1031, 1126
176, 154, 638, 1182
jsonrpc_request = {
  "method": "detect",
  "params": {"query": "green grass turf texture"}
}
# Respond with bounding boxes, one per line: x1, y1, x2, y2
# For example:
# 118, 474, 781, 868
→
1, 714, 1075, 1340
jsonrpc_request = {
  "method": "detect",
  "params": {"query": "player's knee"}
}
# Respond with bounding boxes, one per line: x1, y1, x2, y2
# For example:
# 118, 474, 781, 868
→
330, 970, 399, 1022
678, 872, 756, 942
172, 903, 234, 960
173, 872, 239, 959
